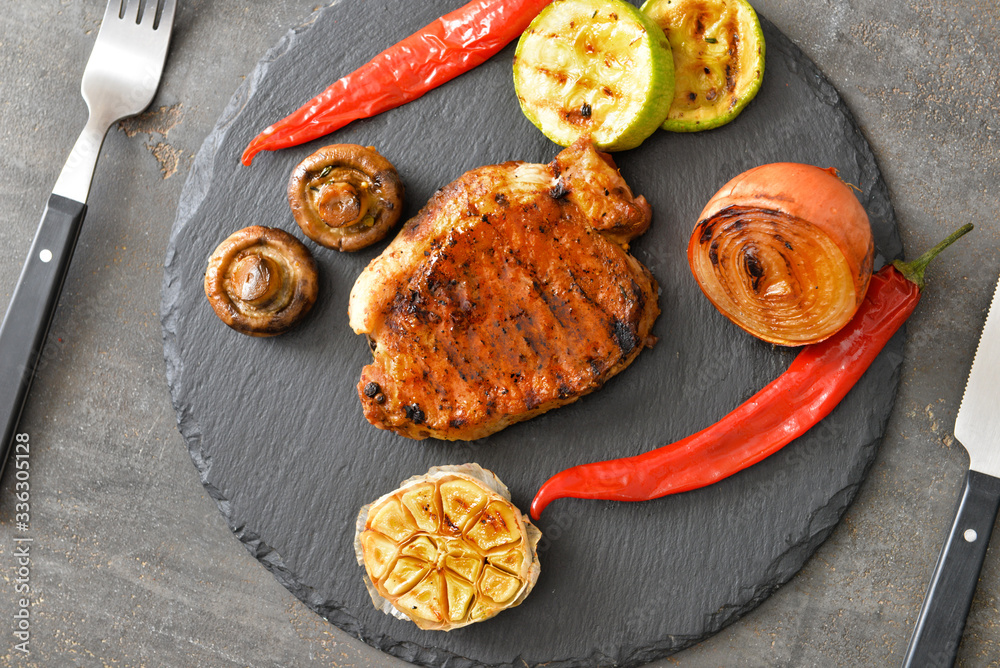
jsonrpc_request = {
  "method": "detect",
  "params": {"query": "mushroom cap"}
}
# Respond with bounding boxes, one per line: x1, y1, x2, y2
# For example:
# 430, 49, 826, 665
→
204, 225, 318, 336
288, 144, 405, 251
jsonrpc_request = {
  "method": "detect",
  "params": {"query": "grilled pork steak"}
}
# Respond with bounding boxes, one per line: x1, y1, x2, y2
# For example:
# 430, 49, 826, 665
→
348, 139, 660, 440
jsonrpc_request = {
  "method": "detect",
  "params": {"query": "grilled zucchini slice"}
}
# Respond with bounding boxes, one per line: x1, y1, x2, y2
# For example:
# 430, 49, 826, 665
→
513, 0, 675, 151
641, 0, 765, 132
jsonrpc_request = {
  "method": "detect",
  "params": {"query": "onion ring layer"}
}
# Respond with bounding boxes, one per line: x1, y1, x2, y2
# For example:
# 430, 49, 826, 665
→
689, 163, 874, 345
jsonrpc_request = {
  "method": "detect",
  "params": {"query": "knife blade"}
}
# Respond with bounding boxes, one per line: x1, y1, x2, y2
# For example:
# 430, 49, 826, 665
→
902, 271, 1000, 667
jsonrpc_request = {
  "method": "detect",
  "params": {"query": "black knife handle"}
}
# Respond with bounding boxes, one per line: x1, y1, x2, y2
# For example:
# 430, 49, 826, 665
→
0, 194, 86, 482
902, 469, 1000, 667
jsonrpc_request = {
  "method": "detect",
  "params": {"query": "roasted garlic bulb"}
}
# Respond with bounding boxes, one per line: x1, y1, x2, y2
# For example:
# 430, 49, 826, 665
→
355, 464, 541, 631
204, 225, 318, 336
287, 144, 404, 251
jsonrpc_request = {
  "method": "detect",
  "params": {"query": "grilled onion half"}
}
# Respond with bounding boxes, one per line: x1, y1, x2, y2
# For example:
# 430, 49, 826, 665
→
688, 163, 874, 346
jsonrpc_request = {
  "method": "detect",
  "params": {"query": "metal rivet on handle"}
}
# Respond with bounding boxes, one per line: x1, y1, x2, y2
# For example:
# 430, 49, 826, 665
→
39, 249, 52, 263
964, 528, 978, 543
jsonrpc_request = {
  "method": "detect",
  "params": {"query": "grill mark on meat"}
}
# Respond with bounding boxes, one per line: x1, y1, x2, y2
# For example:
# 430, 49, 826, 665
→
531, 281, 573, 341
458, 220, 537, 388
377, 259, 489, 427
407, 218, 541, 421
511, 308, 551, 368
612, 318, 638, 355
499, 217, 598, 404
503, 234, 586, 339
565, 267, 624, 361
523, 387, 542, 410
439, 340, 475, 383
508, 236, 627, 391
350, 140, 659, 440
488, 211, 636, 397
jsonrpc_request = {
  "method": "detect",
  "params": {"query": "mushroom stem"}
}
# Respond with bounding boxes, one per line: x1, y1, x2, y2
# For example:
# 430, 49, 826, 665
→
229, 254, 279, 304
316, 181, 364, 229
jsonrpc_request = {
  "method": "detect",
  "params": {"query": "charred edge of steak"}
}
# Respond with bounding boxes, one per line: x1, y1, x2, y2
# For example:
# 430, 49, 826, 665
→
612, 318, 638, 355
611, 278, 649, 356
523, 387, 541, 411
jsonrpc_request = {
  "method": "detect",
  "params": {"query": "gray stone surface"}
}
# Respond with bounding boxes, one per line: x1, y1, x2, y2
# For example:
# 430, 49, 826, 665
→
0, 1, 996, 666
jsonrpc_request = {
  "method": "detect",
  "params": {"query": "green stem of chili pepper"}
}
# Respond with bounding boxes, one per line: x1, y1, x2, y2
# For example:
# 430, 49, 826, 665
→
241, 0, 552, 166
530, 224, 974, 520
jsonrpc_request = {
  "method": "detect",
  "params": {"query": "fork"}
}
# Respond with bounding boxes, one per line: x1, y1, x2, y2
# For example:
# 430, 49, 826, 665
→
0, 0, 176, 481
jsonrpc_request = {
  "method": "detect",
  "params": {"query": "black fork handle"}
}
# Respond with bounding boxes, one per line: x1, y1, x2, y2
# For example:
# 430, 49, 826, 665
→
0, 194, 86, 482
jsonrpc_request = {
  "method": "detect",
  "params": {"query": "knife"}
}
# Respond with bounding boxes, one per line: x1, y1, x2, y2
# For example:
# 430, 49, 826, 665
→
902, 272, 1000, 667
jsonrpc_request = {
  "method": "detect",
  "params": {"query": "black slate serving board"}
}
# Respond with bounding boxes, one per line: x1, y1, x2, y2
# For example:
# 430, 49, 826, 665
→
162, 1, 904, 666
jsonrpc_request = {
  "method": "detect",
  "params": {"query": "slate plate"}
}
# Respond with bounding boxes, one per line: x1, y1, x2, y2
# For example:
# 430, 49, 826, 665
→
161, 1, 903, 666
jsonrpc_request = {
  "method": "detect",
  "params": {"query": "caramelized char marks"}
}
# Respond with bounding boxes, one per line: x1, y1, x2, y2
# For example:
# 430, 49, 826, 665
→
353, 140, 658, 440
364, 206, 652, 437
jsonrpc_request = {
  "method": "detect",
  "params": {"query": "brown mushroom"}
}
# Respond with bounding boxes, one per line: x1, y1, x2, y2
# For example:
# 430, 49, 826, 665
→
204, 226, 318, 336
287, 144, 404, 251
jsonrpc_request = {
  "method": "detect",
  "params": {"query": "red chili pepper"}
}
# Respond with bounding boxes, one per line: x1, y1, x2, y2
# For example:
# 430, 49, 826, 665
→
241, 0, 552, 166
530, 224, 974, 520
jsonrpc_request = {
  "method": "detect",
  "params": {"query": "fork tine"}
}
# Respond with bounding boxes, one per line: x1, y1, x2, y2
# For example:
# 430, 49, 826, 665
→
156, 0, 177, 31
138, 0, 156, 27
102, 0, 123, 24
123, 0, 142, 23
